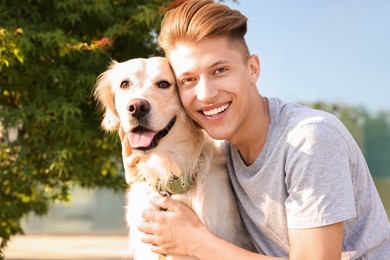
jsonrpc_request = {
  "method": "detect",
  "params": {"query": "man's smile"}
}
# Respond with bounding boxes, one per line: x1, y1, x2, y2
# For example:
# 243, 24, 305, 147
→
201, 102, 231, 118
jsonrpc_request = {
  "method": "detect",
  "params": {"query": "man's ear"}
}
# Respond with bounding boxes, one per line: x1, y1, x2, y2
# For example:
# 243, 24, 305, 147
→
248, 54, 260, 84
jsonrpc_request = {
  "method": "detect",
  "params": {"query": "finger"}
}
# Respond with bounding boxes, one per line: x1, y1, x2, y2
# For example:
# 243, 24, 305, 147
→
140, 232, 158, 245
150, 196, 167, 211
141, 208, 166, 223
150, 245, 185, 257
149, 244, 169, 255
138, 219, 156, 234
152, 196, 181, 212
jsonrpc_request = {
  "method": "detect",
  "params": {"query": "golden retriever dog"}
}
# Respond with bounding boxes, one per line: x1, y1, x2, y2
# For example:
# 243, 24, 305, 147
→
94, 57, 253, 259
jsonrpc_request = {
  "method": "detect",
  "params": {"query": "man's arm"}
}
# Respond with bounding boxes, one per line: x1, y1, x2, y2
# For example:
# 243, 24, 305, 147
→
138, 196, 284, 260
138, 197, 343, 260
288, 222, 343, 260
196, 223, 343, 260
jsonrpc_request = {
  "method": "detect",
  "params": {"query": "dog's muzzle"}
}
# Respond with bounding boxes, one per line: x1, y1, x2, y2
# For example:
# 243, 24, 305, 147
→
128, 98, 151, 119
129, 116, 177, 151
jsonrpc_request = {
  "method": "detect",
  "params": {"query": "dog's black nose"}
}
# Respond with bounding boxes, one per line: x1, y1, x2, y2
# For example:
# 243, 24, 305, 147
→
128, 99, 151, 118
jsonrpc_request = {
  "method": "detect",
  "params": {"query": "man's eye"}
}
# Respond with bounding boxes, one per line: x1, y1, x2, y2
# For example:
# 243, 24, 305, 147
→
157, 80, 171, 89
214, 68, 227, 74
181, 78, 197, 85
120, 80, 130, 89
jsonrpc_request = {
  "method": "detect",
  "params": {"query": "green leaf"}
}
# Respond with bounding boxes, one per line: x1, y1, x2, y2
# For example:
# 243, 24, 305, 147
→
0, 0, 165, 254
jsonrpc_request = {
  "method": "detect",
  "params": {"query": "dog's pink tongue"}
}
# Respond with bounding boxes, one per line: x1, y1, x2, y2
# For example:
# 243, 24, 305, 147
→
128, 131, 156, 148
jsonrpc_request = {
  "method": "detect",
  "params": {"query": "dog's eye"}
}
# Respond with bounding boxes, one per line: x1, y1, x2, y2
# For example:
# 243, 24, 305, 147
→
120, 80, 130, 89
157, 80, 171, 89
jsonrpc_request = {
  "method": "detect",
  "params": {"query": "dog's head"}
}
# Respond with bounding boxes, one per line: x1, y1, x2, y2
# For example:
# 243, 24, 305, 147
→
94, 57, 191, 152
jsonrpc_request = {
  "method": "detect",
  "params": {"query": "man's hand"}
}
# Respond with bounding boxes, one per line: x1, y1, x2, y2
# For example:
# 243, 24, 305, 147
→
138, 196, 207, 257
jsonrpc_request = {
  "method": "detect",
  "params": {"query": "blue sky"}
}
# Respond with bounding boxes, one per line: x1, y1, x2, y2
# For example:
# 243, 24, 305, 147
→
227, 0, 390, 112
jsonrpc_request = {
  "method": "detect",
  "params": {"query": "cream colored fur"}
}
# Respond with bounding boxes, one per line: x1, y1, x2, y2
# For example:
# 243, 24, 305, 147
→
94, 57, 253, 259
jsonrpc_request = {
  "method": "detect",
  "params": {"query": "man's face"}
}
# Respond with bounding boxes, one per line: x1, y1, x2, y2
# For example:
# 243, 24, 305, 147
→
168, 37, 260, 142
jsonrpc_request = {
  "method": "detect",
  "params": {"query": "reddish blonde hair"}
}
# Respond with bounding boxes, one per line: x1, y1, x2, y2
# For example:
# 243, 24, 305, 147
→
158, 0, 250, 60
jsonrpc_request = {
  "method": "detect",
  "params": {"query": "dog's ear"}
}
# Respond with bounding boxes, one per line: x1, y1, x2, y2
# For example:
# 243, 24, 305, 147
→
94, 63, 120, 131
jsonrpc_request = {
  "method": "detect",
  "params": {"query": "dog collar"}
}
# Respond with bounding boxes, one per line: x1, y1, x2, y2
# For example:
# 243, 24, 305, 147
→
154, 174, 195, 196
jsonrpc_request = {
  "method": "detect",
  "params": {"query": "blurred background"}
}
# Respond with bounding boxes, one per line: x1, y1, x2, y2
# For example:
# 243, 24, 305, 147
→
228, 0, 390, 215
1, 0, 389, 259
230, 0, 390, 216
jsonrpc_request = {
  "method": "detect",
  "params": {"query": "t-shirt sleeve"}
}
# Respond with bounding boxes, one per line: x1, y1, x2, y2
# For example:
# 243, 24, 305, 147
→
285, 121, 357, 229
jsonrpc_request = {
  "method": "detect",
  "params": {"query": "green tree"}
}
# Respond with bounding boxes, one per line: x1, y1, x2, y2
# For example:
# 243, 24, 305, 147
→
0, 0, 172, 256
364, 111, 390, 178
307, 101, 390, 178
308, 101, 367, 152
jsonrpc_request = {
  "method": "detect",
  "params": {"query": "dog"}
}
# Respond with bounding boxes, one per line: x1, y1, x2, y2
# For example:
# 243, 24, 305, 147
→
94, 57, 253, 259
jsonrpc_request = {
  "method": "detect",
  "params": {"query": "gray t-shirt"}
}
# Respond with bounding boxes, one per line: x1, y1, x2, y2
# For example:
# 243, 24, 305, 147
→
225, 97, 390, 259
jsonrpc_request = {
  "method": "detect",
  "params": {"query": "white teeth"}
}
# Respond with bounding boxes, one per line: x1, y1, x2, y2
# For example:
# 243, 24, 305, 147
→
202, 103, 230, 117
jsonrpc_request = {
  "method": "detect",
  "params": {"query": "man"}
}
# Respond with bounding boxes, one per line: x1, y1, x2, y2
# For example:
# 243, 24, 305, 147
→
137, 0, 390, 259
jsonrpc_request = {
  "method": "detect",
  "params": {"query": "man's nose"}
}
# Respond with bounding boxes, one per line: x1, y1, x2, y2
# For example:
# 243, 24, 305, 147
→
195, 77, 217, 103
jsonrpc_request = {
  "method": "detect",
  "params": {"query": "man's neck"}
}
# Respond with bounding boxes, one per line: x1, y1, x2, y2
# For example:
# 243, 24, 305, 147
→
234, 95, 270, 166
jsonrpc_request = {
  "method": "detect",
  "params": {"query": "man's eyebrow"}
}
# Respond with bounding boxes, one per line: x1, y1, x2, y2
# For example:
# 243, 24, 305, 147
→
176, 60, 231, 78
176, 71, 192, 78
209, 59, 230, 68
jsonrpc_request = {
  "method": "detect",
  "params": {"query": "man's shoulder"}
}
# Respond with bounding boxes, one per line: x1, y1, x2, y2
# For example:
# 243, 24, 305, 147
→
268, 97, 342, 130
